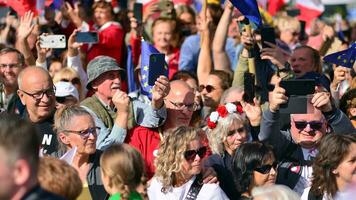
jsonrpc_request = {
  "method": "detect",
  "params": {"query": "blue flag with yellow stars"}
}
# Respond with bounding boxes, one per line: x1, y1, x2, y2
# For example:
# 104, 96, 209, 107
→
323, 42, 356, 68
230, 0, 262, 27
140, 41, 160, 99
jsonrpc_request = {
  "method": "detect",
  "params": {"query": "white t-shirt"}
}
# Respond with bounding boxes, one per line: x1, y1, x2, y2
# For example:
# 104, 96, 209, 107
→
148, 176, 230, 200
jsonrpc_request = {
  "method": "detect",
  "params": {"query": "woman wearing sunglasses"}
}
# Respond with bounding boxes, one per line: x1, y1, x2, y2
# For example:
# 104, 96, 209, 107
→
148, 126, 228, 200
54, 105, 107, 200
205, 103, 249, 199
301, 134, 356, 200
232, 142, 277, 200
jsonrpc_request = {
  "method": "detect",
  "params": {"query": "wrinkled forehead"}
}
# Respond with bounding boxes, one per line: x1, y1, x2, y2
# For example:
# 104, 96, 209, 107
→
167, 89, 195, 103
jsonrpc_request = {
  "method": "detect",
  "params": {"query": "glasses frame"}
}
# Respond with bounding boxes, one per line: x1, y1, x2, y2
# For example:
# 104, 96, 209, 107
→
19, 86, 56, 101
184, 146, 207, 162
254, 161, 278, 174
292, 119, 324, 131
198, 84, 216, 93
168, 100, 197, 111
63, 127, 100, 140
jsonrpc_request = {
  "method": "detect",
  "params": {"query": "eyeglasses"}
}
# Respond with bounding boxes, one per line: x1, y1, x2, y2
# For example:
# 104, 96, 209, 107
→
254, 161, 278, 174
228, 127, 246, 136
198, 85, 216, 93
184, 146, 207, 162
293, 120, 323, 131
0, 63, 21, 69
64, 127, 100, 140
168, 100, 197, 111
60, 78, 81, 85
19, 86, 56, 101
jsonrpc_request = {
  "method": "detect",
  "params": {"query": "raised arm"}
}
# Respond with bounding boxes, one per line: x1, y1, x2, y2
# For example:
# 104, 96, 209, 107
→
197, 6, 213, 85
212, 0, 233, 74
16, 11, 36, 66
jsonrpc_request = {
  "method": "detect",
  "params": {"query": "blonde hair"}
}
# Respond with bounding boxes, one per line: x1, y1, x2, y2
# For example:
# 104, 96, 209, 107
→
208, 113, 246, 156
155, 126, 202, 193
53, 67, 83, 99
100, 144, 146, 200
275, 15, 300, 33
38, 156, 82, 200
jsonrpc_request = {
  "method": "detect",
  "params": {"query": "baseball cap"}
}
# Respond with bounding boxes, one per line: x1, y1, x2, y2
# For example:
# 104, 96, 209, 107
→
55, 81, 79, 101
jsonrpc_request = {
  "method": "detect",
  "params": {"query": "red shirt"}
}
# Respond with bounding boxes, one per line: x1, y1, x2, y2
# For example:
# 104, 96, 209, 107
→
125, 126, 161, 179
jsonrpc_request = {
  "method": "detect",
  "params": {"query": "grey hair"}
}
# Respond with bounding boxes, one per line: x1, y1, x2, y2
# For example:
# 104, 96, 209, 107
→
251, 185, 300, 200
220, 86, 244, 104
208, 113, 246, 156
54, 105, 93, 151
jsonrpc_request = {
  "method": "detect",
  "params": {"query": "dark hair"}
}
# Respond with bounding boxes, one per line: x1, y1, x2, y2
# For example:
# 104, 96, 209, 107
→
232, 142, 275, 194
207, 3, 223, 27
294, 45, 322, 74
0, 47, 25, 67
0, 113, 40, 176
339, 88, 356, 117
171, 70, 198, 83
310, 134, 356, 198
210, 70, 232, 90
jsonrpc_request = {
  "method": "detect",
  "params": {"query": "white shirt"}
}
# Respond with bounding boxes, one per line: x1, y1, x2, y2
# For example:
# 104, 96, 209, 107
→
148, 176, 229, 200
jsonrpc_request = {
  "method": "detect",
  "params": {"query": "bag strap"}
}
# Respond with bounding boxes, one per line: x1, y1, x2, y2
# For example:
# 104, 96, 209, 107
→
184, 174, 204, 200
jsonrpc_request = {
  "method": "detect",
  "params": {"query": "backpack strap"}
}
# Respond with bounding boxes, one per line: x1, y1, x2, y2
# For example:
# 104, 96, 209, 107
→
184, 174, 204, 200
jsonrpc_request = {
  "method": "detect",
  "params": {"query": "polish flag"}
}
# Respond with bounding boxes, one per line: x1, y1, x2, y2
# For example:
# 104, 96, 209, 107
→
267, 0, 289, 16
296, 0, 324, 29
0, 0, 37, 16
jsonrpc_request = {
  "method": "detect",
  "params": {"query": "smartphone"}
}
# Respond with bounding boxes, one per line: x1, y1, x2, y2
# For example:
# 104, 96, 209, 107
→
148, 53, 167, 86
261, 27, 276, 48
76, 32, 99, 43
133, 3, 143, 23
40, 35, 66, 49
243, 72, 255, 103
286, 9, 301, 17
280, 79, 315, 96
299, 20, 307, 41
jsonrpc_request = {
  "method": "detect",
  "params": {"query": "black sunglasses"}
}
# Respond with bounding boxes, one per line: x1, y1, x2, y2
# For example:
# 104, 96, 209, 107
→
293, 120, 323, 131
61, 77, 81, 85
254, 161, 278, 174
198, 85, 215, 93
184, 146, 207, 162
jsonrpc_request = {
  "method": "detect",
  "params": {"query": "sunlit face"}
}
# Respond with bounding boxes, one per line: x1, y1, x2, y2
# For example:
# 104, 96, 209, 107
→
253, 158, 277, 187
60, 115, 97, 155
335, 143, 356, 189
290, 48, 315, 78
94, 7, 113, 26
0, 52, 23, 88
224, 120, 248, 155
92, 70, 121, 103
185, 78, 201, 108
152, 21, 173, 50
18, 71, 55, 122
280, 28, 299, 46
165, 88, 195, 127
201, 74, 224, 108
181, 139, 203, 178
290, 112, 327, 149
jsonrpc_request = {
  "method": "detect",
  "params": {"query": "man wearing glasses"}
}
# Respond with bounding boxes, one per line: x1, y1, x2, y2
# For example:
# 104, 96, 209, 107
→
126, 80, 196, 179
17, 67, 57, 154
259, 79, 355, 195
0, 47, 26, 114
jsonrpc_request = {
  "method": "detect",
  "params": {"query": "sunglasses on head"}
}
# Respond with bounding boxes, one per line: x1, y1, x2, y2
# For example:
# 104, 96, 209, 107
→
254, 161, 278, 174
184, 146, 207, 162
198, 85, 215, 93
61, 77, 81, 85
293, 120, 323, 131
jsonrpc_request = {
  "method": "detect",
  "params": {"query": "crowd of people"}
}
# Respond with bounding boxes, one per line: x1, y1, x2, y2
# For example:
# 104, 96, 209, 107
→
0, 0, 355, 200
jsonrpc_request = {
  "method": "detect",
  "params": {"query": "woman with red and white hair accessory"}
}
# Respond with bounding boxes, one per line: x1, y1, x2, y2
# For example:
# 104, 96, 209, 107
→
204, 100, 261, 199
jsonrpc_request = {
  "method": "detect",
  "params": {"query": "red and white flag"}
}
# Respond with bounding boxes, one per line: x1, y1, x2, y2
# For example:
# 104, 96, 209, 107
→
296, 0, 325, 29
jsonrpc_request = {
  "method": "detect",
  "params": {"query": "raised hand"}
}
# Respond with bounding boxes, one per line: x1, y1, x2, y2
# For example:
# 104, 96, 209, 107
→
17, 11, 35, 40
330, 66, 349, 91
151, 76, 170, 109
260, 41, 290, 69
241, 97, 262, 126
112, 90, 130, 114
36, 34, 50, 64
311, 88, 332, 113
269, 78, 288, 113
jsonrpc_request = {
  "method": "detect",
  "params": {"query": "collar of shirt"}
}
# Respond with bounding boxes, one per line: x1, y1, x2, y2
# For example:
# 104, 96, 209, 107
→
96, 95, 117, 112
301, 147, 318, 161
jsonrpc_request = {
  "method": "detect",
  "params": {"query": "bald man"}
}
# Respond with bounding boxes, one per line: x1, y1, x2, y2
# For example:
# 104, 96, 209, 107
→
17, 67, 57, 154
126, 80, 196, 178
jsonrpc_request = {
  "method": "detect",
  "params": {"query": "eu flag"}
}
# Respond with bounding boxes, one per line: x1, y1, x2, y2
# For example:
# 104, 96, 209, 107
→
127, 45, 138, 93
230, 0, 262, 27
323, 42, 356, 68
140, 41, 160, 99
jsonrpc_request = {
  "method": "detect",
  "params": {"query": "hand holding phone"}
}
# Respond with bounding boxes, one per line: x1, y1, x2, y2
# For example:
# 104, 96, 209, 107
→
75, 32, 99, 43
243, 72, 255, 104
133, 3, 143, 23
261, 27, 276, 48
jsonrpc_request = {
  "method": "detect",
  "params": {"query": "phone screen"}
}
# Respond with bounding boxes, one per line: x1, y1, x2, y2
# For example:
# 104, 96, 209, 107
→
133, 3, 143, 23
148, 53, 167, 86
243, 72, 255, 103
76, 32, 98, 43
261, 27, 276, 48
